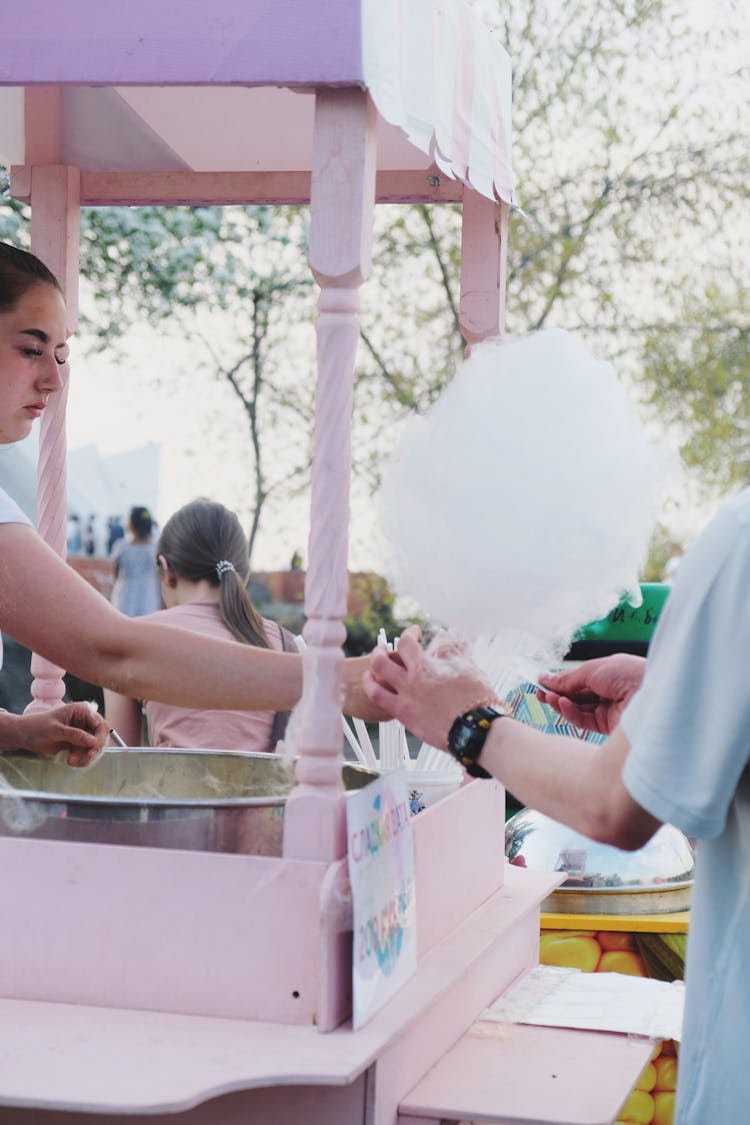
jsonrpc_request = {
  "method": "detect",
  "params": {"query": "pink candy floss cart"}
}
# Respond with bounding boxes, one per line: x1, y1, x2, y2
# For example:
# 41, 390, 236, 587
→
0, 3, 656, 1122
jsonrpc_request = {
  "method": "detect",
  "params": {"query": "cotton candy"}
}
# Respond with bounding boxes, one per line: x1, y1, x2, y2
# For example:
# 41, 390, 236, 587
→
378, 328, 664, 689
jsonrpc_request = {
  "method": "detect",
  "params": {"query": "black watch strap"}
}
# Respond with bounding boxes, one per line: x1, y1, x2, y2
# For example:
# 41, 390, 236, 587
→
447, 705, 504, 778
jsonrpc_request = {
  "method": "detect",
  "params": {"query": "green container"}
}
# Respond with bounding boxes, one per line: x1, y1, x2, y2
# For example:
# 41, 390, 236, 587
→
574, 583, 670, 646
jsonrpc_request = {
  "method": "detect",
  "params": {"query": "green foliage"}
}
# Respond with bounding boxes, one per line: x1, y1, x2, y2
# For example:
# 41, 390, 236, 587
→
343, 572, 417, 656
80, 204, 313, 339
641, 523, 684, 582
640, 283, 750, 491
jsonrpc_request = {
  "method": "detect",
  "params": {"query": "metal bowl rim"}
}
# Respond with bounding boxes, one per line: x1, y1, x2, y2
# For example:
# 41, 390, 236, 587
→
0, 747, 377, 809
550, 879, 694, 895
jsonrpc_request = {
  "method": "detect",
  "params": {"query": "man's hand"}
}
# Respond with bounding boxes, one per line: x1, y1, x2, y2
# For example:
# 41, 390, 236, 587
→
2, 703, 110, 767
364, 625, 497, 750
538, 654, 647, 735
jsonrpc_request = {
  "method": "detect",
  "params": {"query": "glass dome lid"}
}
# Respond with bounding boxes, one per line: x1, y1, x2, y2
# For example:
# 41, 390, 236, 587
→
505, 806, 695, 915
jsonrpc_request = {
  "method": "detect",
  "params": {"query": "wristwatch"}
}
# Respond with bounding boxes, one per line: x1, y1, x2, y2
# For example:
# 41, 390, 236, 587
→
447, 705, 504, 778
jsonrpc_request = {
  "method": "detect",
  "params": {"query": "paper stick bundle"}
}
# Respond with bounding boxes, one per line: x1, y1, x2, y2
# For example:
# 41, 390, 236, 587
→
294, 632, 454, 773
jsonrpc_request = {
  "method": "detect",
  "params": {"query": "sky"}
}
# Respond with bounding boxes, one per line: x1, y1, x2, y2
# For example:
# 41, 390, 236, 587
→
64, 321, 390, 573
65, 327, 310, 570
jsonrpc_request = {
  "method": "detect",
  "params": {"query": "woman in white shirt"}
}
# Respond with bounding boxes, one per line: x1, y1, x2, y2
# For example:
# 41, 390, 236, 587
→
0, 242, 378, 764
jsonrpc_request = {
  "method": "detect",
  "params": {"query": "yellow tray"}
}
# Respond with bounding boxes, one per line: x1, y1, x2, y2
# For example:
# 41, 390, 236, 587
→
541, 909, 689, 933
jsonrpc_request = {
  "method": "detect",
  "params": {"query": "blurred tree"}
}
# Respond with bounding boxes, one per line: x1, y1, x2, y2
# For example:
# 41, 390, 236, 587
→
360, 0, 749, 491
81, 204, 318, 563
640, 282, 750, 491
1, 0, 747, 552
642, 523, 684, 583
0, 182, 316, 563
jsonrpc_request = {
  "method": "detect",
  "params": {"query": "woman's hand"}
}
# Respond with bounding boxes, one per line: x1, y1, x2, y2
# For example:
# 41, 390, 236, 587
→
341, 653, 392, 722
363, 625, 497, 750
537, 654, 647, 735
0, 703, 110, 767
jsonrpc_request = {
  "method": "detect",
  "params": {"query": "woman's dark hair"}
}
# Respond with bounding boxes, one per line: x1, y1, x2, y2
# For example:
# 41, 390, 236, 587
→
129, 506, 154, 541
157, 498, 270, 649
0, 242, 63, 314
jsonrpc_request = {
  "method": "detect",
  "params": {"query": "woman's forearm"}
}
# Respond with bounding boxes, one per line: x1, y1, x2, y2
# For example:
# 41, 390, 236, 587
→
94, 620, 304, 712
0, 525, 303, 712
0, 525, 380, 719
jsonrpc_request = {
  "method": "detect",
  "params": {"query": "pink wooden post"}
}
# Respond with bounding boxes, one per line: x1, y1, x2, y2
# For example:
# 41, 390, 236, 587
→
283, 89, 376, 862
22, 88, 81, 711
459, 190, 509, 348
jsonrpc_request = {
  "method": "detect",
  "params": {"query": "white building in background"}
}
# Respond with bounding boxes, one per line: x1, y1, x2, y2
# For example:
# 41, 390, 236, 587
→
0, 433, 160, 555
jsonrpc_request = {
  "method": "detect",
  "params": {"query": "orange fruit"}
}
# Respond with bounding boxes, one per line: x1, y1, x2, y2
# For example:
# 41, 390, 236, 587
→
653, 1056, 678, 1092
539, 932, 601, 972
598, 931, 637, 952
636, 1062, 657, 1092
598, 950, 648, 977
618, 1088, 655, 1123
652, 1091, 676, 1125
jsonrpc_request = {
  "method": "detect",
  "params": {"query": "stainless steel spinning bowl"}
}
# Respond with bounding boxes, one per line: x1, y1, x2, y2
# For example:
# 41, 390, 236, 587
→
0, 749, 377, 856
505, 806, 695, 914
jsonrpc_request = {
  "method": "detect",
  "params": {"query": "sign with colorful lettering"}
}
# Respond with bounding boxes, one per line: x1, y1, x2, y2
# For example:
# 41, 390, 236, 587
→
347, 769, 417, 1029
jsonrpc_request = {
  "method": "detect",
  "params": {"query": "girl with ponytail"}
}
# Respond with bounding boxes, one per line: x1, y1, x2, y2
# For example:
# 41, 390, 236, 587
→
104, 499, 297, 750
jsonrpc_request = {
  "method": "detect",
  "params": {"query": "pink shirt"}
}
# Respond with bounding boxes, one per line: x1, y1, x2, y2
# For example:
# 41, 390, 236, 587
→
142, 602, 284, 751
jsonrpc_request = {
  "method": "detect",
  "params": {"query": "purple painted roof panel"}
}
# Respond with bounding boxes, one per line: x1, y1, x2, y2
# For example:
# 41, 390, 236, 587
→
0, 0, 364, 86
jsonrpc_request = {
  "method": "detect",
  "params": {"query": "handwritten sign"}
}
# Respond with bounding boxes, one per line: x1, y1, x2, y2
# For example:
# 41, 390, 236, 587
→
347, 769, 417, 1029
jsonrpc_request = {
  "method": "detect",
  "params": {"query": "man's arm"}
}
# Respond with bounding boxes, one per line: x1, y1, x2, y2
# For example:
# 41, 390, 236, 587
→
365, 627, 661, 850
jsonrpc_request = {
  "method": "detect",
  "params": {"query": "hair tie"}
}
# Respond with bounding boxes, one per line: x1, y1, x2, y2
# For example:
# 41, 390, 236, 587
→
216, 559, 235, 578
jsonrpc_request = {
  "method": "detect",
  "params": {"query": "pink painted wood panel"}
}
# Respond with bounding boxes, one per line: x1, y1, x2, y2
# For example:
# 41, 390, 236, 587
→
412, 778, 506, 958
460, 193, 508, 346
11, 168, 465, 207
399, 1022, 656, 1125
26, 161, 81, 712
0, 0, 364, 86
0, 838, 329, 1024
0, 735, 508, 1032
0, 1079, 370, 1125
283, 89, 377, 861
369, 875, 552, 1125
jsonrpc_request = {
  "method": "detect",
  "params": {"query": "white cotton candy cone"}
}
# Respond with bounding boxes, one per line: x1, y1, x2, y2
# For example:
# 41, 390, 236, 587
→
378, 328, 665, 689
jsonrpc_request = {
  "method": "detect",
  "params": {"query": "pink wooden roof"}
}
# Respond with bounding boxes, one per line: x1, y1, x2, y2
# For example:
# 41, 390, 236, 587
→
0, 0, 513, 204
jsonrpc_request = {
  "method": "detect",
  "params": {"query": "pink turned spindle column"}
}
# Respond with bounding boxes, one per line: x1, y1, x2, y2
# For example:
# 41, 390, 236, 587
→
282, 89, 376, 862
22, 149, 81, 710
459, 190, 509, 349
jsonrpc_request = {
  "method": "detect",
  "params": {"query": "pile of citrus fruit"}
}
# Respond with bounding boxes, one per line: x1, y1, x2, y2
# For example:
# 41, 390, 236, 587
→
539, 929, 681, 1125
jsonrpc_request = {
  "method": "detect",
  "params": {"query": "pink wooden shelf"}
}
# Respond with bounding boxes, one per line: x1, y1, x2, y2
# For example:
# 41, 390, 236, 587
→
399, 1022, 655, 1125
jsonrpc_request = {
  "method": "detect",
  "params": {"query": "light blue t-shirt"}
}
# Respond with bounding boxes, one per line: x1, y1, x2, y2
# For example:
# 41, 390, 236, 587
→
622, 488, 750, 1124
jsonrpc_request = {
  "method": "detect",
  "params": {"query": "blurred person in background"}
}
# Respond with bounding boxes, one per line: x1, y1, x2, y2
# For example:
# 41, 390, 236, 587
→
110, 505, 161, 617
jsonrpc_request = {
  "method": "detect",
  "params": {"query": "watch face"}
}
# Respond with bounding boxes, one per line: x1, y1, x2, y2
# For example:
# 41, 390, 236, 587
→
453, 724, 474, 754
448, 706, 502, 772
